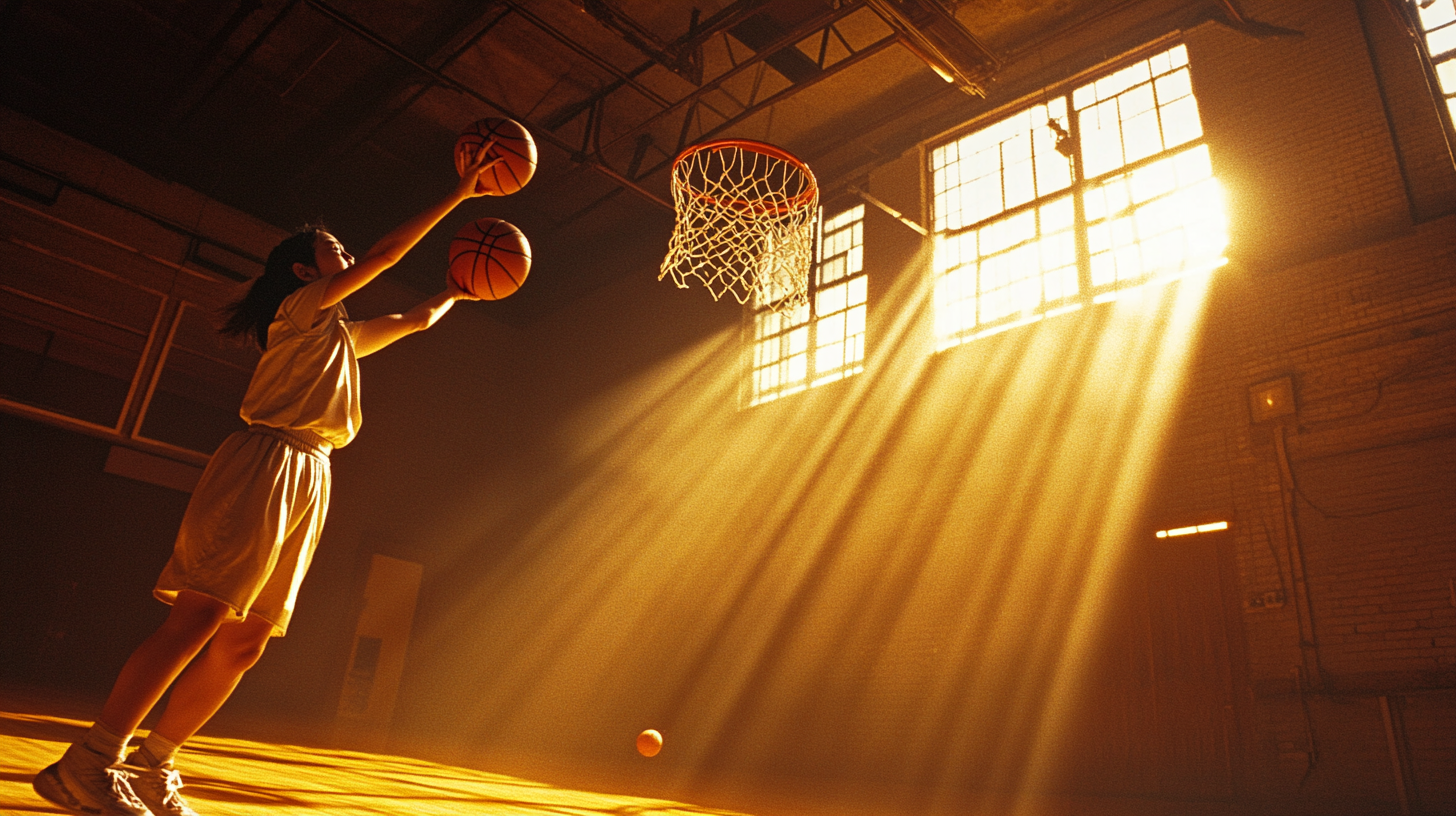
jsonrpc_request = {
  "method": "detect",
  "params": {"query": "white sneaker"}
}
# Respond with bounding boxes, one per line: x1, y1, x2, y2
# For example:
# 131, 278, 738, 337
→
32, 743, 152, 816
123, 752, 199, 816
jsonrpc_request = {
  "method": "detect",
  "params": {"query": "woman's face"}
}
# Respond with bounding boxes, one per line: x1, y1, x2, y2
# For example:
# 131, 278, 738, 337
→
295, 232, 354, 281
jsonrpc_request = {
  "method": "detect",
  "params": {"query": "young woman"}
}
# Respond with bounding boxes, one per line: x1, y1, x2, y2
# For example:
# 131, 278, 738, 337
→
32, 146, 504, 816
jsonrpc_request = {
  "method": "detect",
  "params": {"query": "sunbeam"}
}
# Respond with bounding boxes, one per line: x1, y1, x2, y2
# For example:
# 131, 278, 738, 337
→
401, 233, 1217, 815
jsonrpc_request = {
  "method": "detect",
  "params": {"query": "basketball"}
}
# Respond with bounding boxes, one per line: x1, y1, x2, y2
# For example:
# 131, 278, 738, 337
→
447, 218, 532, 300
455, 117, 538, 196
636, 729, 663, 757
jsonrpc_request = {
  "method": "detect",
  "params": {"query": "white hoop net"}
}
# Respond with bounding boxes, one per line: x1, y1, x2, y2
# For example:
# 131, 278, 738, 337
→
658, 140, 819, 315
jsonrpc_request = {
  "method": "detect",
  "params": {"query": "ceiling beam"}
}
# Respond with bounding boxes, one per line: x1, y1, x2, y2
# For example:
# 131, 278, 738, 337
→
592, 0, 868, 159
303, 0, 670, 208
506, 1, 674, 109
862, 0, 1001, 97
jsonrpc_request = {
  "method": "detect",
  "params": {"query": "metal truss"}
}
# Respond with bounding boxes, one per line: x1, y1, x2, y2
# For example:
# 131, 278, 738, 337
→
289, 0, 897, 209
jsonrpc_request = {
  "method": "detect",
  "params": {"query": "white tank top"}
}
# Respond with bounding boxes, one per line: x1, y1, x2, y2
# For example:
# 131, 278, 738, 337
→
239, 278, 363, 449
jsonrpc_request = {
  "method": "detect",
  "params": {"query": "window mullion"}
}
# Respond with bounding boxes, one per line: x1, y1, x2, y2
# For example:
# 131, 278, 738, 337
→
807, 280, 817, 385
808, 212, 821, 384
1069, 96, 1092, 304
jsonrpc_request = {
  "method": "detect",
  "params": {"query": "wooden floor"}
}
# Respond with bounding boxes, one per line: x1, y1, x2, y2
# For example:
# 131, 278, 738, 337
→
0, 707, 748, 816
0, 688, 1249, 816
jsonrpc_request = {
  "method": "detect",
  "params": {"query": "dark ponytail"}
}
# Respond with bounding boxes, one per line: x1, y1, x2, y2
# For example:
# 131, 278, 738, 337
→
221, 226, 324, 350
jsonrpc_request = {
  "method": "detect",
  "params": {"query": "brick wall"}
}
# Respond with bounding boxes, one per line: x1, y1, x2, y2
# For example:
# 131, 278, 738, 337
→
1158, 0, 1456, 810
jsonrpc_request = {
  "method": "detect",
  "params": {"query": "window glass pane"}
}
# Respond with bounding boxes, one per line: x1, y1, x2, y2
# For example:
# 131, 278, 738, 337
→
1428, 25, 1456, 57
1083, 145, 1226, 290
965, 174, 1003, 224
1034, 104, 1073, 196
1093, 60, 1151, 103
817, 312, 846, 346
933, 103, 1075, 227
1121, 83, 1157, 117
787, 347, 807, 379
932, 194, 1076, 345
817, 340, 844, 371
817, 281, 848, 315
1437, 59, 1456, 93
1149, 48, 1172, 77
749, 302, 809, 405
1420, 0, 1455, 30
1160, 94, 1204, 148
1004, 150, 1037, 209
1129, 158, 1178, 204
1123, 108, 1164, 164
1154, 69, 1192, 104
1071, 82, 1094, 111
1042, 195, 1074, 231
819, 256, 847, 285
750, 204, 865, 403
789, 325, 809, 354
1081, 99, 1124, 177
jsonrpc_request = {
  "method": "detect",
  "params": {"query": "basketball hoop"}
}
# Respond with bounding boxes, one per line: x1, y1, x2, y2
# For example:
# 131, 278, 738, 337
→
658, 139, 819, 314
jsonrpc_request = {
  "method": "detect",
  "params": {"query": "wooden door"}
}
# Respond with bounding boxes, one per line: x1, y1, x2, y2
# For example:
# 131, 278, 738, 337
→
1059, 529, 1240, 800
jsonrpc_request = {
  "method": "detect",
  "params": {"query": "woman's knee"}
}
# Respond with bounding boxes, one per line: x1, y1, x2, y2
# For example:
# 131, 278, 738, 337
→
212, 618, 273, 670
158, 591, 232, 643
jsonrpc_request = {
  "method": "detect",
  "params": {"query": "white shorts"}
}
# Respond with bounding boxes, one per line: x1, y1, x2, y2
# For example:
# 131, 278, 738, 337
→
154, 425, 332, 637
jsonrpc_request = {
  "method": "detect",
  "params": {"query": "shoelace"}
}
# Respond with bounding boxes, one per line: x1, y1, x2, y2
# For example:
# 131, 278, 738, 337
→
103, 765, 148, 808
155, 766, 185, 803
119, 760, 186, 805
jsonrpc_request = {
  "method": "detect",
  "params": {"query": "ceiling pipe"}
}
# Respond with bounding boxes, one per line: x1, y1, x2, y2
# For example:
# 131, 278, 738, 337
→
571, 0, 685, 77
862, 0, 1001, 97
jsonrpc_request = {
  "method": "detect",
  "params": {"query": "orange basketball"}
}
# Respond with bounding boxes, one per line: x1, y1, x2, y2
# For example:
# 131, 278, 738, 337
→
455, 118, 538, 196
636, 729, 663, 757
448, 218, 531, 300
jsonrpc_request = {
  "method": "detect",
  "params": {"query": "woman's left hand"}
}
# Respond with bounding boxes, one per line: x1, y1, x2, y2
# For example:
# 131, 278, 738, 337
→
455, 141, 505, 199
445, 278, 481, 301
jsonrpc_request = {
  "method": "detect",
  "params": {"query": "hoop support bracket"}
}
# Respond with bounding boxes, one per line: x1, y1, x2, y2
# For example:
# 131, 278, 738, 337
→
850, 185, 927, 236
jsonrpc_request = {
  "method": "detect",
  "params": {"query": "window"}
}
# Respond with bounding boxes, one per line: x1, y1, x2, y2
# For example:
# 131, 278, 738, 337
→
748, 204, 867, 406
1416, 0, 1456, 125
930, 44, 1227, 349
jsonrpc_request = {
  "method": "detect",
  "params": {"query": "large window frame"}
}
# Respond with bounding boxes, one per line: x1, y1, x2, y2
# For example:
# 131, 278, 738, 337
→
929, 43, 1227, 349
746, 203, 867, 407
1414, 0, 1456, 132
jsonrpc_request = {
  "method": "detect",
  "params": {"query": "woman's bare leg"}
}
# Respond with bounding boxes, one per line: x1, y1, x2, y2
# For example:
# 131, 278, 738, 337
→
147, 613, 275, 746
96, 591, 233, 736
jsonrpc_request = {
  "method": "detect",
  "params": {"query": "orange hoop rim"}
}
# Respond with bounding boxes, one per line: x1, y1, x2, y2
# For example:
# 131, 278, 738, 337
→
671, 138, 819, 216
